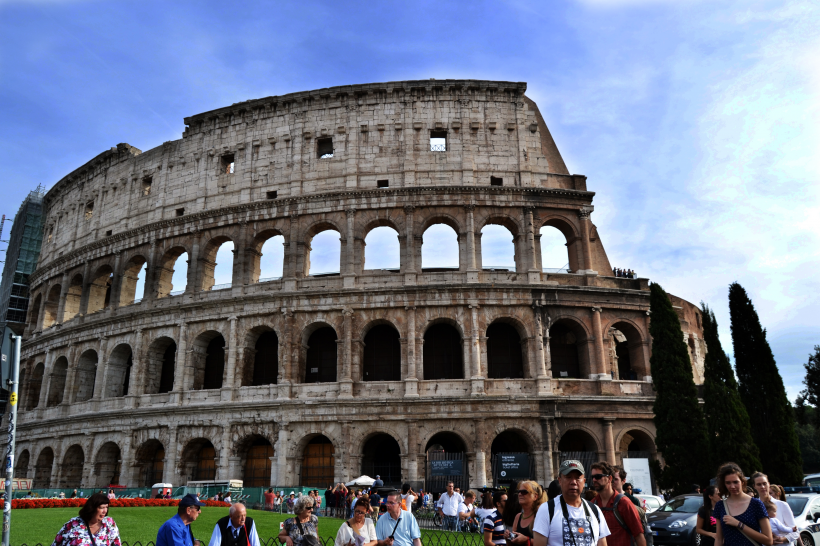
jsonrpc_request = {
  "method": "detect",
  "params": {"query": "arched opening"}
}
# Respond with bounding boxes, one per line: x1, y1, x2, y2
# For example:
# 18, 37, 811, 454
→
47, 356, 68, 406
540, 225, 573, 273
202, 238, 234, 291
619, 429, 656, 459
181, 439, 217, 482
491, 430, 533, 487
136, 440, 165, 487
304, 327, 337, 383
43, 284, 61, 328
486, 322, 524, 379
558, 429, 599, 474
425, 432, 468, 493
29, 294, 41, 330
480, 224, 516, 271
145, 337, 176, 394
63, 275, 83, 321
191, 331, 225, 390
73, 349, 98, 403
251, 330, 279, 386
243, 437, 274, 487
362, 324, 401, 381
157, 247, 188, 298
364, 226, 400, 270
608, 321, 647, 381
87, 265, 114, 314
15, 450, 30, 478
422, 224, 459, 270
26, 362, 44, 410
119, 256, 148, 306
362, 434, 401, 486
34, 448, 54, 488
94, 442, 121, 487
549, 320, 587, 379
104, 344, 132, 398
257, 234, 285, 282
301, 435, 335, 487
59, 444, 85, 488
423, 323, 463, 380
307, 229, 341, 276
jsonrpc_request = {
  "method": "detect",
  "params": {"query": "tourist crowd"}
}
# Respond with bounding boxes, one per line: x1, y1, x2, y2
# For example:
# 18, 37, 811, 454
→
613, 268, 636, 278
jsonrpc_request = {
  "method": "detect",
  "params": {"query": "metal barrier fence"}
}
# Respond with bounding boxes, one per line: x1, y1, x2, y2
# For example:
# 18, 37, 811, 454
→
16, 534, 483, 546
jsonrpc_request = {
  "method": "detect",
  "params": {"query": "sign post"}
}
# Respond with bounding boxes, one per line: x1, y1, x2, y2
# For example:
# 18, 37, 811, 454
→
621, 458, 653, 496
2, 333, 21, 546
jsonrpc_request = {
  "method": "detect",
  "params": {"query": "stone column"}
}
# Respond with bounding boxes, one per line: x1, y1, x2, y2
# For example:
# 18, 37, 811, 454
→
35, 289, 48, 330
283, 216, 300, 291
163, 427, 178, 484
525, 207, 541, 283
533, 308, 551, 395
403, 206, 416, 285
602, 418, 616, 465
92, 335, 109, 399
37, 349, 52, 409
404, 306, 419, 397
233, 221, 248, 288
474, 419, 487, 486
144, 240, 159, 302
187, 230, 202, 293
50, 449, 62, 488
173, 322, 187, 394
278, 310, 293, 399
578, 208, 596, 274
465, 205, 479, 283
222, 316, 238, 401
118, 435, 134, 487
109, 250, 123, 310
642, 311, 652, 382
406, 420, 419, 486
61, 344, 78, 405
470, 305, 484, 395
591, 307, 608, 380
78, 261, 91, 316
277, 424, 290, 486
343, 209, 356, 288
339, 421, 351, 482
269, 455, 278, 487
540, 417, 555, 482
55, 272, 70, 324
217, 426, 232, 480
339, 308, 354, 398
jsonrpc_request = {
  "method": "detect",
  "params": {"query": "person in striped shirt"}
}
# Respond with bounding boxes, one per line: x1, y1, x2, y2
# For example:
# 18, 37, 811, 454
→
483, 491, 508, 546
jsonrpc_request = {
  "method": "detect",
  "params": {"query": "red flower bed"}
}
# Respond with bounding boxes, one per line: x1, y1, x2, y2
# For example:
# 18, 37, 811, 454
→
1, 498, 230, 509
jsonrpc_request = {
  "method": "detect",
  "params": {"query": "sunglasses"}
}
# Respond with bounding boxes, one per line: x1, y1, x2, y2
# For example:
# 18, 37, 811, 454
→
590, 474, 609, 481
516, 490, 533, 496
354, 511, 368, 515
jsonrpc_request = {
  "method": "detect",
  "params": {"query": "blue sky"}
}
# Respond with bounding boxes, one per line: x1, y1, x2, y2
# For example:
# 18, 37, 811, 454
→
1, 0, 818, 398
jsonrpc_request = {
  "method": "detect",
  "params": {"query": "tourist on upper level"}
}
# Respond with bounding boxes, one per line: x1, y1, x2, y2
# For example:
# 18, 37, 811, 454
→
52, 493, 121, 546
279, 496, 319, 546
438, 481, 464, 531
157, 493, 205, 546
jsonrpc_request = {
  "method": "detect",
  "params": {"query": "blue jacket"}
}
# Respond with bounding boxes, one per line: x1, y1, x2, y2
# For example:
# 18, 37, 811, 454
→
157, 514, 195, 546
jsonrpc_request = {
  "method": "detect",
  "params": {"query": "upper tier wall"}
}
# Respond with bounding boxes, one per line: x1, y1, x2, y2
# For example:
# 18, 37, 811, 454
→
39, 79, 578, 269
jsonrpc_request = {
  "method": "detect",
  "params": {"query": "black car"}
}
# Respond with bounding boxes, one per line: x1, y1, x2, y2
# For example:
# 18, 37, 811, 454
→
647, 495, 704, 546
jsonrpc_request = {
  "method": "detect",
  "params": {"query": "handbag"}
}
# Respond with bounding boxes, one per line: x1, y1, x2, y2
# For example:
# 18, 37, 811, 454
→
724, 500, 761, 546
297, 520, 322, 546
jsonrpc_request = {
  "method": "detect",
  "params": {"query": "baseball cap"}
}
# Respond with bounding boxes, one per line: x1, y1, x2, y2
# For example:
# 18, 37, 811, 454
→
179, 493, 206, 508
558, 460, 585, 476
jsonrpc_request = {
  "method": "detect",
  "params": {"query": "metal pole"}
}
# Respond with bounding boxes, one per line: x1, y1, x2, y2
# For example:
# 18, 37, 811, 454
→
2, 334, 21, 546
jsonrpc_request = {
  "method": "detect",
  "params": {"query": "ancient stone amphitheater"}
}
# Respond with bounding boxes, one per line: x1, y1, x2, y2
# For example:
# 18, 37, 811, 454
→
5, 79, 706, 492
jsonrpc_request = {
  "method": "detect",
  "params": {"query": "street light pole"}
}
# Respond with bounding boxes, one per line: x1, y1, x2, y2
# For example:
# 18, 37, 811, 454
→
2, 334, 21, 546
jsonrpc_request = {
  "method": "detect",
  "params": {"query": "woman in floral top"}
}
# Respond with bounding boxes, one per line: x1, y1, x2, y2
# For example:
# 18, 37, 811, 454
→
52, 493, 121, 546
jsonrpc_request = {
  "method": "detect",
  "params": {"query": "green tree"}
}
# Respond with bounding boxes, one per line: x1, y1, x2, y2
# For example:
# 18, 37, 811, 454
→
650, 283, 710, 494
800, 346, 820, 426
729, 282, 803, 484
701, 303, 761, 475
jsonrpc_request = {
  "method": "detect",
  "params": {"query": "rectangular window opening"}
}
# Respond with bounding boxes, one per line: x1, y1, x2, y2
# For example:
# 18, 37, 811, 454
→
221, 153, 235, 174
317, 137, 334, 159
142, 177, 153, 196
84, 202, 94, 220
176, 208, 185, 217
430, 130, 447, 152
105, 230, 113, 237
266, 190, 278, 200
490, 176, 503, 186
377, 180, 389, 188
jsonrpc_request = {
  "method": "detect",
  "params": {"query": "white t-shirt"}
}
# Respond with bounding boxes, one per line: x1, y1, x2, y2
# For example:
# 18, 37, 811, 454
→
458, 502, 474, 518
773, 499, 798, 545
533, 496, 611, 546
475, 507, 495, 521
402, 493, 416, 512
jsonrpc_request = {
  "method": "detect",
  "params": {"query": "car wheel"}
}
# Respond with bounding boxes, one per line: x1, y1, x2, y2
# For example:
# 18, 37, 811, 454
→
692, 531, 702, 546
802, 533, 815, 546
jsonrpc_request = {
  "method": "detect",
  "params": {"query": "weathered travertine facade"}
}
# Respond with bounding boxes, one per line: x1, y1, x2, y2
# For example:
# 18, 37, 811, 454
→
5, 79, 706, 491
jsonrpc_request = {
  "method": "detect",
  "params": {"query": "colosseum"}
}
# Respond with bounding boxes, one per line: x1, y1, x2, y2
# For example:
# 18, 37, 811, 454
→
4, 79, 706, 493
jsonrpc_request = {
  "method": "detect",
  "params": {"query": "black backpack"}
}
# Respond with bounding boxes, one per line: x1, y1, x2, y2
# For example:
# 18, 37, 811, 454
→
599, 493, 654, 546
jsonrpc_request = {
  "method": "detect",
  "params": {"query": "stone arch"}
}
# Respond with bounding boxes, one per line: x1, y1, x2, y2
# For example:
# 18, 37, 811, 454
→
486, 318, 528, 379
540, 216, 581, 272
362, 321, 401, 382
424, 430, 471, 491
490, 428, 535, 485
157, 245, 189, 298
26, 362, 45, 410
34, 447, 54, 488
190, 330, 226, 390
421, 220, 460, 270
251, 229, 285, 283
119, 254, 148, 306
362, 219, 401, 272
299, 434, 335, 487
47, 356, 69, 406
201, 235, 235, 291
241, 325, 279, 387
29, 293, 41, 331
145, 336, 176, 394
93, 441, 122, 487
87, 264, 115, 314
15, 449, 30, 478
617, 427, 657, 455
302, 323, 338, 384
604, 318, 649, 381
422, 319, 464, 380
549, 316, 592, 379
237, 434, 274, 487
557, 427, 602, 453
361, 432, 402, 486
43, 283, 62, 328
179, 438, 217, 482
418, 213, 462, 234
304, 221, 343, 277
63, 274, 83, 321
135, 439, 165, 487
103, 344, 133, 398
59, 444, 85, 488
480, 216, 521, 272
423, 429, 472, 453
73, 349, 98, 403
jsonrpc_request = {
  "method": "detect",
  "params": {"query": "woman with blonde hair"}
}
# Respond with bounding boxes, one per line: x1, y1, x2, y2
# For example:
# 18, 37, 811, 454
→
752, 473, 797, 546
714, 462, 773, 546
507, 480, 548, 546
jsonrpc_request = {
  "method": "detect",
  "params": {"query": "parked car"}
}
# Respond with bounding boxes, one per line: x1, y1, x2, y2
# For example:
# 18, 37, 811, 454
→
636, 494, 666, 513
646, 494, 703, 546
804, 475, 820, 488
785, 493, 820, 546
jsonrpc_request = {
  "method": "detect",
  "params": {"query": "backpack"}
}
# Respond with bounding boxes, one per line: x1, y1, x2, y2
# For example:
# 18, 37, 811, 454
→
599, 493, 653, 546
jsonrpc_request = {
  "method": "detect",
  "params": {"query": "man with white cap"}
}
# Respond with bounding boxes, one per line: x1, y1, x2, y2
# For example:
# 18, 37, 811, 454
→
533, 460, 610, 546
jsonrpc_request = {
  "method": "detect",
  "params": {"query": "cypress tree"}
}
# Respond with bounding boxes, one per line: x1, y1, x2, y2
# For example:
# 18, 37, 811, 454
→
729, 282, 803, 484
701, 303, 761, 475
800, 346, 820, 426
650, 283, 710, 494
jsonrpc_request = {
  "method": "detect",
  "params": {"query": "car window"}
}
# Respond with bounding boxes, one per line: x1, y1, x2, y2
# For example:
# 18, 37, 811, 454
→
660, 497, 703, 513
646, 498, 661, 509
787, 497, 808, 515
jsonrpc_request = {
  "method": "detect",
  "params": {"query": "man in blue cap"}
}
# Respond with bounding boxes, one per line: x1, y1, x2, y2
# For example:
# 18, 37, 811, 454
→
157, 493, 207, 546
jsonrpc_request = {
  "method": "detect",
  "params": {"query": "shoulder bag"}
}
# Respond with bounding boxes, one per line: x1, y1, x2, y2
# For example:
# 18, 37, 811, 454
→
724, 499, 761, 546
